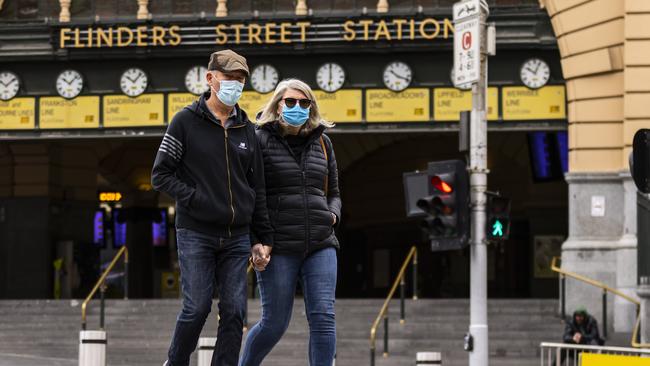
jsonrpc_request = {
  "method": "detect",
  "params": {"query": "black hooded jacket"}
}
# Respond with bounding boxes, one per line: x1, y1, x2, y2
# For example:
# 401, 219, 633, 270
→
257, 122, 342, 255
563, 311, 603, 345
151, 91, 273, 245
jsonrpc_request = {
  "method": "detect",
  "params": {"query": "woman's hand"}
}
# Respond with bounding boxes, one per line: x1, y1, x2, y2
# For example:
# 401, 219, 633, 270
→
251, 244, 272, 271
330, 212, 337, 226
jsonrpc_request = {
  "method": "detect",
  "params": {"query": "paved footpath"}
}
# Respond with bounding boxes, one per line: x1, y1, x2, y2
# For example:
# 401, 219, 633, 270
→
0, 353, 76, 366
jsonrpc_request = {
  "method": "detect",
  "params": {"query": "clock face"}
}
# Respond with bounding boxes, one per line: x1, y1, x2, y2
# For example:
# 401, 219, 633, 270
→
316, 63, 346, 93
520, 58, 550, 89
185, 66, 209, 95
250, 64, 279, 94
0, 71, 20, 101
383, 61, 412, 92
120, 68, 148, 97
56, 70, 84, 99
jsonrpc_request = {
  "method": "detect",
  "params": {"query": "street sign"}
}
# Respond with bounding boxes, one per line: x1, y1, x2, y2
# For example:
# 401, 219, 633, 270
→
453, 0, 481, 88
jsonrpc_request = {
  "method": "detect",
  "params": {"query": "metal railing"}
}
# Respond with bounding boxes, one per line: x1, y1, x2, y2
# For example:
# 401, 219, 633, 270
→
551, 256, 649, 348
540, 342, 650, 366
369, 246, 418, 366
81, 246, 129, 330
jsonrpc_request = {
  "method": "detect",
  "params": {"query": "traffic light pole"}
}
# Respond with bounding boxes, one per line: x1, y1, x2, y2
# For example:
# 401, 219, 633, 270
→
469, 5, 489, 366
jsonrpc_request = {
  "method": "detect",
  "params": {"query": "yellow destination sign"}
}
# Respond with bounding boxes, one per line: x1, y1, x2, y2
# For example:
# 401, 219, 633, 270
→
434, 88, 499, 121
99, 192, 122, 202
39, 96, 100, 129
167, 93, 198, 121
239, 91, 270, 120
366, 88, 430, 123
0, 98, 35, 130
314, 90, 362, 123
502, 85, 566, 120
103, 94, 165, 127
582, 353, 650, 366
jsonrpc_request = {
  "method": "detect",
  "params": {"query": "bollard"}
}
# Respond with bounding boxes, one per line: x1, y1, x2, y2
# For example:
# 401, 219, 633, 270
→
197, 337, 217, 366
79, 330, 106, 366
416, 352, 441, 365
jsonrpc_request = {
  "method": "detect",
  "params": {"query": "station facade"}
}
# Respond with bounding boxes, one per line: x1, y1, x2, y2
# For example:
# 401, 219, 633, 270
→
0, 0, 572, 305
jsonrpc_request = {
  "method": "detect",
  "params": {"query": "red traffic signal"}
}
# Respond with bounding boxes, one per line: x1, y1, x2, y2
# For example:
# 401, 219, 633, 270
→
431, 176, 453, 193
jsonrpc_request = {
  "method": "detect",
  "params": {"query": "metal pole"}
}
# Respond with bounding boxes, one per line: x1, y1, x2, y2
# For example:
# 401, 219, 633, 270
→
370, 348, 375, 366
560, 275, 566, 321
100, 282, 106, 330
400, 278, 405, 324
124, 253, 129, 300
602, 290, 608, 340
383, 316, 389, 357
469, 4, 489, 366
637, 306, 641, 344
412, 250, 418, 300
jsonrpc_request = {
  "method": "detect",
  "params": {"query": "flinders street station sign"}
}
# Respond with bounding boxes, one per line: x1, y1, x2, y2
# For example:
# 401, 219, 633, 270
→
55, 17, 456, 49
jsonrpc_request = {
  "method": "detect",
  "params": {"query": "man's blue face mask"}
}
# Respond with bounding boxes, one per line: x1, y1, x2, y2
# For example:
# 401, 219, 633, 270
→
211, 78, 244, 107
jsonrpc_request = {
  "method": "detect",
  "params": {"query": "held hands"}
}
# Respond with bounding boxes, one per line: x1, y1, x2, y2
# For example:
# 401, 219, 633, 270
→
573, 332, 582, 344
251, 244, 272, 272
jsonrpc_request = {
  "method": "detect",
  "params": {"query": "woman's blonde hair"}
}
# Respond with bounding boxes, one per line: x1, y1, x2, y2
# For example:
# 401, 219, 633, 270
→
256, 78, 334, 132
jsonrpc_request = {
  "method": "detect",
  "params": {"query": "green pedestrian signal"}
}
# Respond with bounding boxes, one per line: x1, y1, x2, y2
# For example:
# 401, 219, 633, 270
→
486, 194, 510, 240
492, 219, 503, 237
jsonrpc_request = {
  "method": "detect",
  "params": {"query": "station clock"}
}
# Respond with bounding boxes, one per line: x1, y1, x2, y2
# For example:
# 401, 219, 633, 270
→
450, 68, 471, 91
520, 58, 550, 89
250, 64, 279, 94
185, 66, 209, 95
0, 71, 20, 101
56, 70, 84, 99
316, 63, 346, 93
383, 61, 412, 92
120, 67, 148, 97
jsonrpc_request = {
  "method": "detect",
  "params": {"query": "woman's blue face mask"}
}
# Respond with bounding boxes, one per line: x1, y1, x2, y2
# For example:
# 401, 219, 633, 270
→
281, 98, 311, 126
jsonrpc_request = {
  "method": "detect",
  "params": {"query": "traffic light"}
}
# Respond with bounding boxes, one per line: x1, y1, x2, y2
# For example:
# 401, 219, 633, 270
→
416, 160, 470, 251
486, 194, 511, 240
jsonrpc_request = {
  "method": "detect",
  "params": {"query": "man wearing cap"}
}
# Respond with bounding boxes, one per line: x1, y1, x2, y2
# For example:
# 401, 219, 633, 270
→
152, 49, 273, 366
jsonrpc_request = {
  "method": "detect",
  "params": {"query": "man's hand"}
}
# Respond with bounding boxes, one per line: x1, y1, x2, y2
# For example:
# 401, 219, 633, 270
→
331, 212, 337, 226
573, 332, 582, 343
251, 244, 271, 271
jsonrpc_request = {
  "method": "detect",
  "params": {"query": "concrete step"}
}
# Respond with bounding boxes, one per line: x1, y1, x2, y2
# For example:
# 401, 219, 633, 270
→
0, 299, 562, 366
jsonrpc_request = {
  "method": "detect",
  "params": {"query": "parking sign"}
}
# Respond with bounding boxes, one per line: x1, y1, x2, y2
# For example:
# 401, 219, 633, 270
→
453, 0, 481, 87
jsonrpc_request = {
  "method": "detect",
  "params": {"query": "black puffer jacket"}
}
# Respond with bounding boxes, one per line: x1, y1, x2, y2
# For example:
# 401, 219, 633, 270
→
257, 122, 342, 256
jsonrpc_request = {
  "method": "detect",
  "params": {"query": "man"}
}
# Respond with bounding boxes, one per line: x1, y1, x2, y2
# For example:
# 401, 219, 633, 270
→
556, 308, 604, 365
151, 49, 273, 366
563, 308, 604, 346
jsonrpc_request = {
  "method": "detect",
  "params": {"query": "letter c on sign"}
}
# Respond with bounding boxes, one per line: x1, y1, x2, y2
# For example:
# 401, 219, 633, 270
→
462, 31, 471, 50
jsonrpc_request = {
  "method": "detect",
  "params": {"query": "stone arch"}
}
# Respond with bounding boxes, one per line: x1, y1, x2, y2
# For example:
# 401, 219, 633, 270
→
539, 0, 650, 334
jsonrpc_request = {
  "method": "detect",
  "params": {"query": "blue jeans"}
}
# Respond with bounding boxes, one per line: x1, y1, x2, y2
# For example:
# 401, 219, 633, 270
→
167, 228, 250, 366
240, 247, 337, 366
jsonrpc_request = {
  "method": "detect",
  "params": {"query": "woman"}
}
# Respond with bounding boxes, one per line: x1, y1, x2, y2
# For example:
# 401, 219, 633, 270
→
240, 79, 341, 366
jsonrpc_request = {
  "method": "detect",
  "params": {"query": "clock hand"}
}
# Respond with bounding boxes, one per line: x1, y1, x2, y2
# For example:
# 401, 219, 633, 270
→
328, 64, 333, 85
390, 70, 409, 82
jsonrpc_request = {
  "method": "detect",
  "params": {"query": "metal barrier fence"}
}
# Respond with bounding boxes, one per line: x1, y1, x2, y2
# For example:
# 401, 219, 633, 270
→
540, 342, 650, 366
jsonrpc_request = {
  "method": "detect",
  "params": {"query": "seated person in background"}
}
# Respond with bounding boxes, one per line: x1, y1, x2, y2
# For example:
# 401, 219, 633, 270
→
563, 307, 605, 346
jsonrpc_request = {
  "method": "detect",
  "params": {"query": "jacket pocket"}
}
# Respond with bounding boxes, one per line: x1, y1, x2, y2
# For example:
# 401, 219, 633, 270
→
189, 188, 227, 223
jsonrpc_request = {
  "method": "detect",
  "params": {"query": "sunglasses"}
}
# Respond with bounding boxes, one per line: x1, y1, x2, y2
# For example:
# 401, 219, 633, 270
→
283, 98, 312, 109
